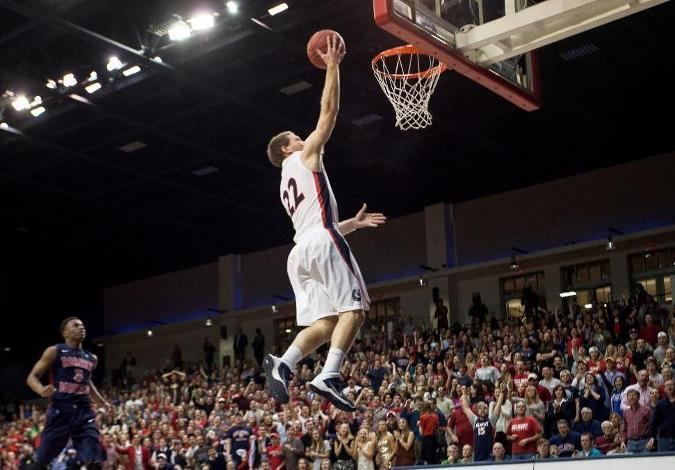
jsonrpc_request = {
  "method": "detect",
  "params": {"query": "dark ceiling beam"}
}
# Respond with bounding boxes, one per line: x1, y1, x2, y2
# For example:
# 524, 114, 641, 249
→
0, 0, 87, 46
0, 124, 268, 216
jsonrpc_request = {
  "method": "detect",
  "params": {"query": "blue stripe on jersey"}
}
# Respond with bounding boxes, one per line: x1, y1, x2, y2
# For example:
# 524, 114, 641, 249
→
312, 171, 332, 228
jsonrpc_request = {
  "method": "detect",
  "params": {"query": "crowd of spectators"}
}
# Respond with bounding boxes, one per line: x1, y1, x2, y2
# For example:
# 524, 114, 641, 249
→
1, 292, 674, 470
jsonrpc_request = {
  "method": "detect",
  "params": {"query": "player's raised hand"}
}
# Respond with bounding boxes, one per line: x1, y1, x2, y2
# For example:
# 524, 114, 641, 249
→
41, 384, 56, 397
317, 34, 346, 67
353, 203, 387, 229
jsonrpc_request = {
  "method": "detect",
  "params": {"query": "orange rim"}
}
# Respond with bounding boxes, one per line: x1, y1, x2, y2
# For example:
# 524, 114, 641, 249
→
372, 44, 447, 80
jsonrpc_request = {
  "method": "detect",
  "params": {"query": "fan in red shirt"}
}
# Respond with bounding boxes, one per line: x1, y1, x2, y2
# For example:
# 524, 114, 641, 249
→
265, 433, 284, 470
506, 401, 542, 459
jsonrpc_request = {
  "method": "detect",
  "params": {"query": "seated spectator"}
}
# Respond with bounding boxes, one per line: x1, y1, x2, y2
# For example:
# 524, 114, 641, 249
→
489, 442, 509, 462
549, 419, 581, 458
460, 444, 474, 464
595, 420, 620, 454
576, 433, 602, 458
573, 408, 602, 437
442, 444, 460, 465
535, 439, 553, 460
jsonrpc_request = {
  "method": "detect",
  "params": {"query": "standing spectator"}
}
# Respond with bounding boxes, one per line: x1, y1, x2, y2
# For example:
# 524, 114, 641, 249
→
252, 329, 266, 367
225, 413, 253, 468
233, 329, 248, 364
621, 370, 652, 410
203, 338, 216, 371
374, 420, 396, 469
330, 423, 354, 470
171, 345, 183, 369
506, 401, 541, 460
640, 314, 660, 347
468, 293, 488, 327
418, 402, 439, 464
544, 385, 575, 437
576, 433, 601, 458
650, 378, 675, 452
459, 386, 503, 461
263, 434, 284, 470
654, 332, 670, 364
434, 299, 449, 331
393, 418, 415, 467
621, 389, 652, 453
579, 373, 606, 421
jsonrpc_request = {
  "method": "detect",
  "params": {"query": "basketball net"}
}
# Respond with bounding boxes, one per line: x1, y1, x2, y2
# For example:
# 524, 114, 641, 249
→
372, 45, 446, 130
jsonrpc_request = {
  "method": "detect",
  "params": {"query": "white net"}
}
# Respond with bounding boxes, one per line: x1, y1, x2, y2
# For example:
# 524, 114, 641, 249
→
372, 45, 446, 130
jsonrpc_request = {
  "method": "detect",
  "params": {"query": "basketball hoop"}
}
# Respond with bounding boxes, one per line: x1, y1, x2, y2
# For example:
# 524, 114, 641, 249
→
372, 45, 447, 130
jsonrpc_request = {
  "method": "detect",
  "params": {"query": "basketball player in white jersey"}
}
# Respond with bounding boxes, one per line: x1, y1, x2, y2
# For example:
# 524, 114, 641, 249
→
264, 35, 386, 411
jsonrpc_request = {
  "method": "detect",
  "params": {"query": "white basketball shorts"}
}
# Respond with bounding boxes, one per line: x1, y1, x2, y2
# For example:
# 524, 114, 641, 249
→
287, 225, 370, 326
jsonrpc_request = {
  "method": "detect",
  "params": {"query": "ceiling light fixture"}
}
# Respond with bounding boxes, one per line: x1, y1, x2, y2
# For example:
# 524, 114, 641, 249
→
271, 304, 278, 313
268, 3, 289, 16
106, 56, 123, 71
509, 254, 519, 270
62, 73, 77, 87
226, 1, 239, 14
147, 329, 154, 337
11, 95, 29, 111
559, 290, 577, 298
418, 275, 428, 287
89, 71, 98, 80
168, 21, 191, 41
85, 82, 102, 94
0, 123, 8, 130
30, 106, 46, 117
189, 13, 215, 31
205, 317, 213, 327
46, 79, 57, 89
122, 65, 141, 77
584, 303, 593, 309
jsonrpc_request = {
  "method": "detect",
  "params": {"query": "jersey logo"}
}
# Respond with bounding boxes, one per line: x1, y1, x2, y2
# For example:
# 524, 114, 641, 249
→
73, 368, 84, 383
282, 178, 305, 216
352, 289, 361, 301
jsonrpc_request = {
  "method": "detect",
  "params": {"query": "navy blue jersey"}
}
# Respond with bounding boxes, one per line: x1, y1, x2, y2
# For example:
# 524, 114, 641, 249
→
51, 343, 96, 405
472, 416, 494, 461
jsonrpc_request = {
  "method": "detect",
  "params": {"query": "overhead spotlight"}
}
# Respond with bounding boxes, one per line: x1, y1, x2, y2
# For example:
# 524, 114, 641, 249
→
0, 123, 8, 130
189, 13, 215, 31
268, 3, 289, 16
89, 71, 98, 80
285, 328, 292, 333
271, 304, 278, 313
559, 290, 577, 298
418, 275, 428, 287
168, 21, 191, 41
62, 73, 77, 87
106, 56, 123, 71
46, 79, 57, 89
205, 317, 213, 327
122, 65, 141, 77
606, 234, 615, 251
584, 303, 593, 309
2, 347, 10, 352
30, 106, 46, 117
11, 95, 29, 111
147, 329, 154, 337
509, 254, 519, 270
226, 1, 239, 14
85, 82, 102, 94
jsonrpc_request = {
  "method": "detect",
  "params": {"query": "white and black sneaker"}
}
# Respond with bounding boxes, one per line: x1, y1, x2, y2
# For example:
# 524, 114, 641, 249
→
308, 372, 356, 412
263, 354, 292, 404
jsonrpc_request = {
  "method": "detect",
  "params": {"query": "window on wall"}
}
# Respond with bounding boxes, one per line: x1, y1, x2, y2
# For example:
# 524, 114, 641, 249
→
501, 272, 545, 318
629, 246, 675, 304
630, 248, 675, 274
575, 285, 613, 306
365, 297, 400, 328
560, 259, 612, 305
275, 317, 298, 353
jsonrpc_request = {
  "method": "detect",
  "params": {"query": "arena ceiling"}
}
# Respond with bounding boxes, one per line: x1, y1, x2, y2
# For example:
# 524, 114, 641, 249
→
1, 0, 674, 288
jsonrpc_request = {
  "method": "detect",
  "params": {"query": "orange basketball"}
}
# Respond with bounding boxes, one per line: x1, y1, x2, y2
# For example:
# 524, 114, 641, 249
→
306, 29, 345, 69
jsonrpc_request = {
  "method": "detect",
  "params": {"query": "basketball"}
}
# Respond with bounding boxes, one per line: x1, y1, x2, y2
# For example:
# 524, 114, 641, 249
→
306, 29, 345, 69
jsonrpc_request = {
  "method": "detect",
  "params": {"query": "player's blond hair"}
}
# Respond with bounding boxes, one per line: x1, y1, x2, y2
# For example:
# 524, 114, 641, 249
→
267, 131, 292, 168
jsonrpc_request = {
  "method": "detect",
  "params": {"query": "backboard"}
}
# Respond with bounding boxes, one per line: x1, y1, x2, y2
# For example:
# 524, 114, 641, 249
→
374, 0, 542, 111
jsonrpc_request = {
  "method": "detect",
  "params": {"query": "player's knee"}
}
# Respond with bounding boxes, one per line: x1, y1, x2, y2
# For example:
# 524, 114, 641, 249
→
341, 309, 365, 327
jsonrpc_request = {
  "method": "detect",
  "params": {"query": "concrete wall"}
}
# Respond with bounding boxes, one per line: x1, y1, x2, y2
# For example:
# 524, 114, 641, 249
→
104, 263, 218, 332
453, 152, 675, 265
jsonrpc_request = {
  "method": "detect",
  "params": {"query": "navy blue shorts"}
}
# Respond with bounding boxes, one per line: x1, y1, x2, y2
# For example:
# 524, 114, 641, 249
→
36, 402, 106, 465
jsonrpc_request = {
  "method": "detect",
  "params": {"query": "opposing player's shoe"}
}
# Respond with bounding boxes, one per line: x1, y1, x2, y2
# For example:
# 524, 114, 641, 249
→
308, 372, 356, 412
263, 354, 292, 404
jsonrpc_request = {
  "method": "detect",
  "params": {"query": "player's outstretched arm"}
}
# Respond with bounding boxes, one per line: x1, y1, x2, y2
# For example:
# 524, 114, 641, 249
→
338, 203, 386, 236
26, 346, 57, 398
301, 34, 346, 172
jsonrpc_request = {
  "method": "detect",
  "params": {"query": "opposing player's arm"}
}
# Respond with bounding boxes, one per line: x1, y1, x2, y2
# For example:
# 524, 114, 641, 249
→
301, 35, 345, 172
26, 346, 57, 397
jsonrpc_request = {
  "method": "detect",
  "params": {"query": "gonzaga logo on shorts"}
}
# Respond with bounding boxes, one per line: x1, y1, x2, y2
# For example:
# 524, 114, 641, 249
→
352, 289, 361, 301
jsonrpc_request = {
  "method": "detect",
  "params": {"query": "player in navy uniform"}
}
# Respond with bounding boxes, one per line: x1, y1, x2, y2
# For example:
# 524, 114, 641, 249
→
27, 317, 113, 467
264, 35, 386, 411
459, 385, 504, 461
